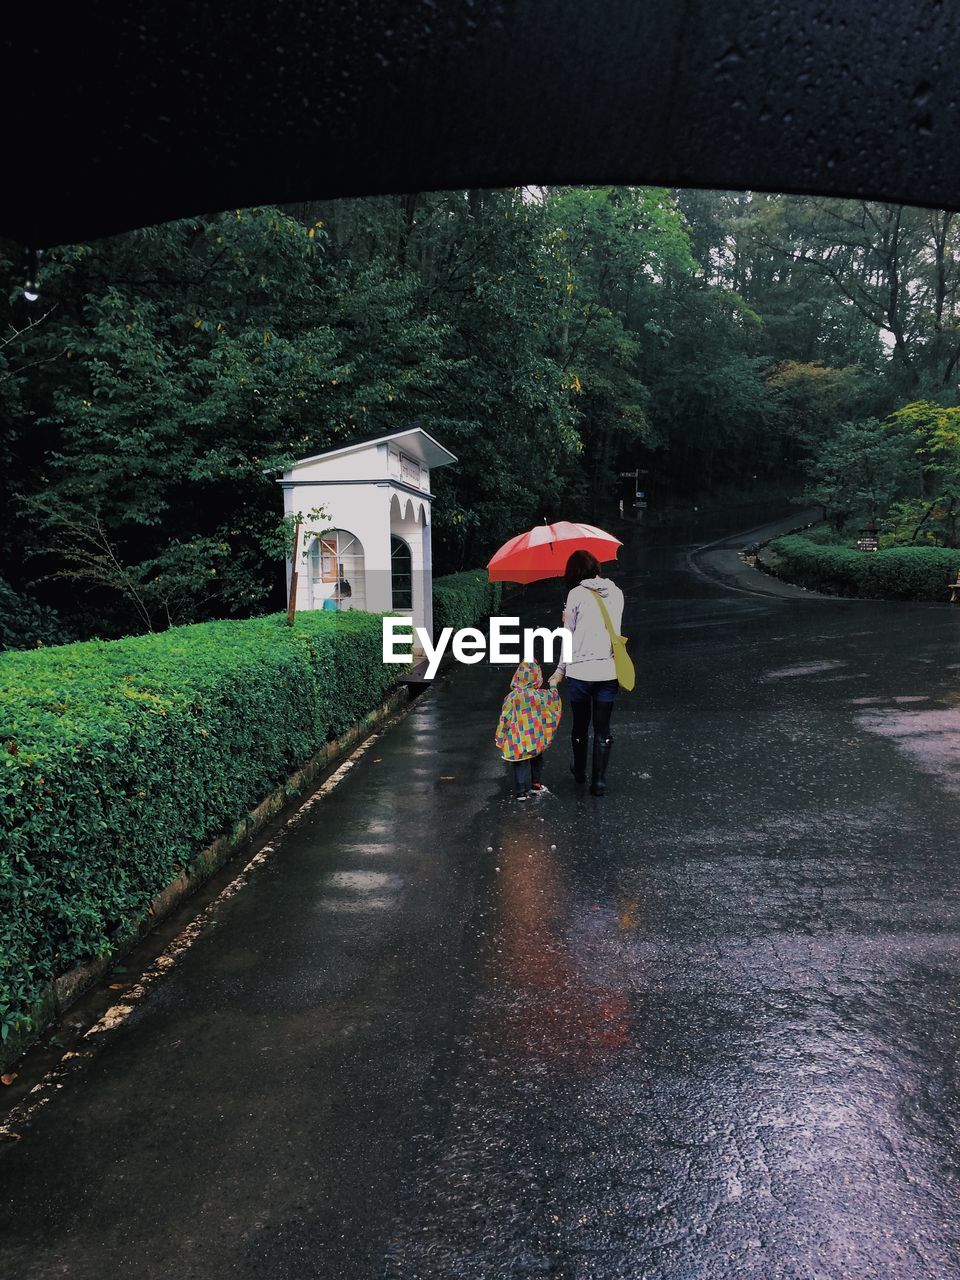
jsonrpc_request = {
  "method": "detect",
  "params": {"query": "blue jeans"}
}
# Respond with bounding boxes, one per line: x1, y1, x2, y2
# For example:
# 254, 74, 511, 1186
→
513, 754, 544, 794
566, 677, 618, 705
566, 677, 617, 741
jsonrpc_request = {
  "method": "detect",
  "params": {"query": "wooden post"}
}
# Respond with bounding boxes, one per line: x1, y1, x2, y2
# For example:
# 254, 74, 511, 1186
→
287, 519, 302, 626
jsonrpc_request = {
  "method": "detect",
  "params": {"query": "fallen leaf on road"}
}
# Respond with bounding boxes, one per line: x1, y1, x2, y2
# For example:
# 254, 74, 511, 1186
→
0, 1131, 21, 1141
440, 775, 456, 780
108, 983, 125, 990
1, 1073, 17, 1086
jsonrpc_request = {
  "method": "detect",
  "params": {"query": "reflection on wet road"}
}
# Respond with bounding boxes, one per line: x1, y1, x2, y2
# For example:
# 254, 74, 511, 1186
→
5, 515, 960, 1278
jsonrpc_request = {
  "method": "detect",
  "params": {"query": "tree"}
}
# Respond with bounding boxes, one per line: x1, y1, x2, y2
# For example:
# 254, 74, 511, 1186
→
803, 419, 910, 532
4, 185, 959, 640
757, 198, 960, 391
884, 401, 960, 545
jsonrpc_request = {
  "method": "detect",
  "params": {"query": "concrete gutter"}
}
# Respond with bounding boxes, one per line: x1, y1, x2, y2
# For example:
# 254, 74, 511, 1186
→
1, 682, 415, 1073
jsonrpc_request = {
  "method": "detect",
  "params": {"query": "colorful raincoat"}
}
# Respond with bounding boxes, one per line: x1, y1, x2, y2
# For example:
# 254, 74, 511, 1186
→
495, 662, 562, 762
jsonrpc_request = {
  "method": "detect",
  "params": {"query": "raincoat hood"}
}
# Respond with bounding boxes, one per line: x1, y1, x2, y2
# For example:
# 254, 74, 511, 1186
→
578, 576, 615, 597
510, 661, 544, 691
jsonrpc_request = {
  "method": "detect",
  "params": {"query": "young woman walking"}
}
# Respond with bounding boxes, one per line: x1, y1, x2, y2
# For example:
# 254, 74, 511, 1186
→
548, 550, 625, 796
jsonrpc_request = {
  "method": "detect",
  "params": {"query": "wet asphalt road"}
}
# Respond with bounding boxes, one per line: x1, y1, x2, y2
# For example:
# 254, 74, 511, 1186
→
5, 512, 960, 1278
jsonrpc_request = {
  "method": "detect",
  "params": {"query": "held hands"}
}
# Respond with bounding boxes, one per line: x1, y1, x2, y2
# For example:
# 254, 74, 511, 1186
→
547, 670, 564, 688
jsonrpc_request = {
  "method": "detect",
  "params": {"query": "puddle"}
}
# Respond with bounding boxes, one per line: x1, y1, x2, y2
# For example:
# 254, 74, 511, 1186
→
765, 661, 846, 679
325, 870, 404, 892
856, 706, 960, 796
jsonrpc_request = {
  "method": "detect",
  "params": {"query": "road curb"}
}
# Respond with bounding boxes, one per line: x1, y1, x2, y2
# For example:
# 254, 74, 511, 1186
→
688, 515, 960, 609
685, 512, 831, 601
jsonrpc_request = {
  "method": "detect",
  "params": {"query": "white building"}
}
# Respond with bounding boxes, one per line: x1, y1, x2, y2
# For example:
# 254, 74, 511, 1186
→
278, 427, 457, 639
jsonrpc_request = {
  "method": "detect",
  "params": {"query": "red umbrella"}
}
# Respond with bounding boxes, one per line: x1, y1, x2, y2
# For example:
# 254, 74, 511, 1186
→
487, 520, 622, 584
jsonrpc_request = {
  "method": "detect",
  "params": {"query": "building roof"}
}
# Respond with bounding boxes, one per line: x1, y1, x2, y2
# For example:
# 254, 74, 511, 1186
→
287, 427, 457, 473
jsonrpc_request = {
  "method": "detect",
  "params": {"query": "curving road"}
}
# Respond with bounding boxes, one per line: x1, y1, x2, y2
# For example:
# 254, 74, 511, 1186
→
4, 511, 960, 1278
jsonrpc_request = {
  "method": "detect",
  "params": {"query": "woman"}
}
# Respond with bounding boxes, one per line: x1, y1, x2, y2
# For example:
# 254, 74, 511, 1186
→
548, 550, 624, 796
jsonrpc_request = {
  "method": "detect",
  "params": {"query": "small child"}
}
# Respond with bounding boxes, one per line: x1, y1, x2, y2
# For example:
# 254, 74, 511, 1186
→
495, 661, 562, 800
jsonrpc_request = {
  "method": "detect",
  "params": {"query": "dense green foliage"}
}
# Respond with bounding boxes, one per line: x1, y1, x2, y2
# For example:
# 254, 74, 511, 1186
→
0, 578, 73, 652
0, 610, 402, 1039
803, 402, 960, 549
767, 536, 960, 600
0, 564, 499, 1039
775, 199, 960, 547
4, 187, 960, 635
432, 571, 503, 635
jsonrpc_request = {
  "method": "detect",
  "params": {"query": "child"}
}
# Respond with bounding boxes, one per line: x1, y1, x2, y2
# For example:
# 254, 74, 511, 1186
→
495, 661, 562, 800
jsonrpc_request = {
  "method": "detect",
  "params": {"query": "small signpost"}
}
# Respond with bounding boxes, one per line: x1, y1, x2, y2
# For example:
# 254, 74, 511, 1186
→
286, 519, 302, 626
618, 469, 648, 517
856, 523, 879, 553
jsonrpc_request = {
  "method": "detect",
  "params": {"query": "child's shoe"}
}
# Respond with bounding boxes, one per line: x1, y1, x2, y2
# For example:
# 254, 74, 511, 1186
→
516, 790, 531, 801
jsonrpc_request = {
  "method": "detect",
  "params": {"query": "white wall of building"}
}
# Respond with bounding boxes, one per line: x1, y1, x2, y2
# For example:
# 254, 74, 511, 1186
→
278, 430, 455, 646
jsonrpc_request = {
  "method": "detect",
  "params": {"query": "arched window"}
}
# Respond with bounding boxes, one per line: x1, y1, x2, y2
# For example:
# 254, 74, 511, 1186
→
309, 529, 366, 610
391, 535, 412, 611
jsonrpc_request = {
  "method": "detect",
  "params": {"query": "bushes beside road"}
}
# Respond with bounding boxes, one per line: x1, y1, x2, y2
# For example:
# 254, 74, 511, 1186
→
432, 570, 502, 634
767, 535, 960, 600
1, 568, 501, 1045
0, 610, 401, 1041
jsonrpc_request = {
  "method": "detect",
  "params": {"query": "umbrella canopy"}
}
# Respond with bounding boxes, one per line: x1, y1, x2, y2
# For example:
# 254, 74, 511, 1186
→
488, 521, 622, 585
4, 3, 960, 249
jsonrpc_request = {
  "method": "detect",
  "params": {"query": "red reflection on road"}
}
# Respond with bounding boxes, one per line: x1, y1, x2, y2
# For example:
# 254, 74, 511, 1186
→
490, 831, 630, 1071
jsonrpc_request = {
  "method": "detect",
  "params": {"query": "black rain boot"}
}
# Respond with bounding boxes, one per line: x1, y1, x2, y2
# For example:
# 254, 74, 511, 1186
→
590, 736, 613, 796
570, 735, 588, 784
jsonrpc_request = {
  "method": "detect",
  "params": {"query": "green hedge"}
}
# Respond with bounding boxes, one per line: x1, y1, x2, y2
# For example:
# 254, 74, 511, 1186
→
432, 570, 502, 634
768, 536, 960, 600
0, 611, 403, 1040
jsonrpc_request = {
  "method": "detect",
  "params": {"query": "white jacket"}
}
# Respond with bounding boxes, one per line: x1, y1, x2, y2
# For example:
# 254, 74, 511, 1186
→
556, 576, 624, 681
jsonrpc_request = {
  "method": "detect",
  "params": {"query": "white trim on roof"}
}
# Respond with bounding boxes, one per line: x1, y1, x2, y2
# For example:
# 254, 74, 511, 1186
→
288, 427, 457, 471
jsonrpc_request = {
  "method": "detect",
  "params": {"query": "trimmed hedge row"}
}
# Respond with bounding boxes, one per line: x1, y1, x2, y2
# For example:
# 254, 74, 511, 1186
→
768, 536, 960, 600
432, 570, 503, 634
0, 611, 403, 1039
